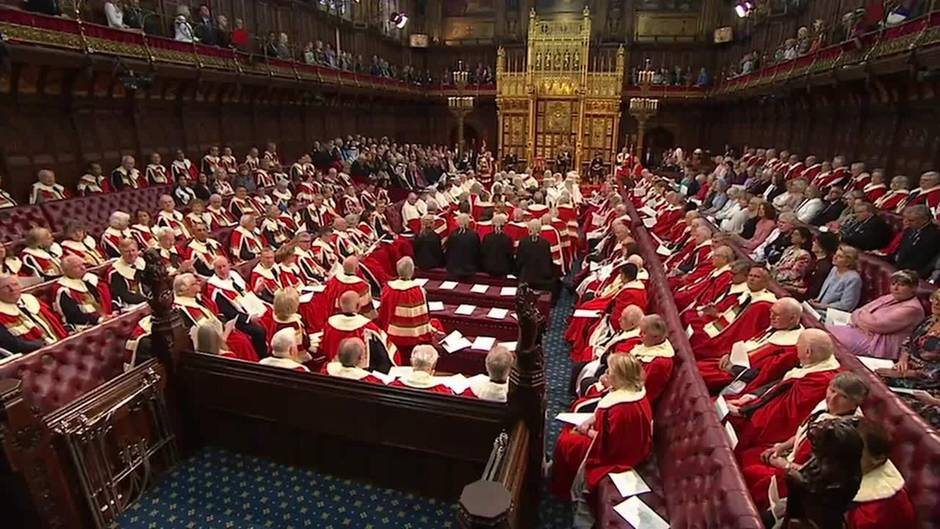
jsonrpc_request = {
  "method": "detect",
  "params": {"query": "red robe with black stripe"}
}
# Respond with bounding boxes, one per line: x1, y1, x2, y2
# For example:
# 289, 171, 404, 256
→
0, 294, 69, 350
175, 295, 258, 362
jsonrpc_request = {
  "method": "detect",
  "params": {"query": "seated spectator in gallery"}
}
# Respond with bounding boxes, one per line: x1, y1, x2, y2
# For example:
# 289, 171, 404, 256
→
808, 186, 847, 226
110, 155, 142, 190
322, 337, 384, 384
24, 0, 61, 16
769, 226, 813, 296
844, 419, 917, 529
808, 245, 863, 312
230, 18, 250, 50
21, 227, 62, 281
445, 213, 481, 281
804, 232, 840, 301
0, 274, 68, 354
104, 0, 130, 29
717, 192, 749, 234
794, 185, 824, 223
891, 205, 940, 278
840, 202, 892, 251
827, 270, 924, 360
723, 194, 758, 235
389, 345, 453, 394
481, 213, 515, 277
463, 346, 514, 402
752, 212, 797, 265
876, 288, 940, 429
30, 169, 68, 204
60, 221, 107, 266
259, 328, 311, 372
77, 162, 106, 196
550, 353, 653, 517
109, 239, 147, 307
737, 200, 777, 253
53, 255, 111, 329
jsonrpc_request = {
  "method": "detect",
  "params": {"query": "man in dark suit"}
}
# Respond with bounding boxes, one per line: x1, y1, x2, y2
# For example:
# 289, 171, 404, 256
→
893, 205, 940, 278
412, 216, 445, 271
445, 213, 481, 281
481, 214, 515, 277
809, 187, 847, 226
839, 202, 892, 251
516, 219, 556, 295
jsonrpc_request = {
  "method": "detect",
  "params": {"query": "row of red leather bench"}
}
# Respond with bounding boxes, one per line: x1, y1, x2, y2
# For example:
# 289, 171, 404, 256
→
688, 209, 940, 527
593, 200, 765, 528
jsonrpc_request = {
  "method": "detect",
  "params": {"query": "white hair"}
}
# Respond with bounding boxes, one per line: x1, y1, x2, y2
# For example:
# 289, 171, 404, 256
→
271, 328, 296, 357
410, 345, 439, 372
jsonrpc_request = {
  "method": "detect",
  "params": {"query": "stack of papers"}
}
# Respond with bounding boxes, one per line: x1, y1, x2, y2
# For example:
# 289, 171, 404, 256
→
455, 304, 477, 315
302, 284, 326, 294
857, 356, 895, 372
371, 371, 395, 384
428, 301, 445, 312
471, 336, 496, 350
609, 470, 651, 498
441, 373, 473, 394
439, 281, 458, 290
555, 412, 593, 427
729, 342, 751, 368
656, 244, 672, 257
613, 497, 669, 529
500, 287, 517, 297
725, 422, 739, 449
470, 284, 490, 294
442, 330, 473, 353
715, 395, 730, 421
487, 308, 509, 319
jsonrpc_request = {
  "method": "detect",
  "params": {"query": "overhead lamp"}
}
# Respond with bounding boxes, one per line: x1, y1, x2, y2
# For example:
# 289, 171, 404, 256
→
734, 1, 754, 18
391, 12, 409, 29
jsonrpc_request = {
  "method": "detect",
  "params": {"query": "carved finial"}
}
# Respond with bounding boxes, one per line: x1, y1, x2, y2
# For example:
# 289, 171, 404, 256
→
583, 5, 590, 17
529, 7, 536, 19
139, 248, 174, 319
497, 47, 505, 73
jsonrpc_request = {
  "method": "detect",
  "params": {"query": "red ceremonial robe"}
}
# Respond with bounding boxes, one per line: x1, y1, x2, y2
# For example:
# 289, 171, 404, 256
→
207, 206, 237, 229
571, 323, 641, 364
175, 295, 258, 362
321, 272, 372, 313
690, 289, 777, 359
60, 237, 107, 267
845, 462, 915, 529
673, 265, 732, 313
249, 264, 280, 301
230, 226, 263, 262
378, 279, 436, 359
565, 280, 647, 352
319, 312, 398, 366
680, 281, 749, 326
0, 293, 69, 348
862, 183, 887, 203
873, 189, 909, 212
181, 239, 226, 276
631, 340, 675, 403
20, 247, 61, 279
540, 225, 566, 273
259, 312, 311, 353
550, 388, 653, 499
388, 371, 454, 394
697, 326, 802, 393
52, 276, 113, 323
730, 356, 841, 451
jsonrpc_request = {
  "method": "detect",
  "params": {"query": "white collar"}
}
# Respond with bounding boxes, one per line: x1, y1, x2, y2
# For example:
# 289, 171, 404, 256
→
260, 357, 310, 372
387, 279, 418, 290
470, 378, 508, 402
399, 370, 442, 389
327, 313, 371, 331
252, 264, 276, 280
57, 276, 89, 293
325, 362, 375, 381
112, 257, 145, 279
854, 460, 905, 502
597, 388, 647, 408
631, 340, 675, 360
782, 355, 840, 381
0, 293, 40, 316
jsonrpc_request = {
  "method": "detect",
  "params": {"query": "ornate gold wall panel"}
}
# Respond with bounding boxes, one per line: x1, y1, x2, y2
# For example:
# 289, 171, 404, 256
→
496, 7, 624, 170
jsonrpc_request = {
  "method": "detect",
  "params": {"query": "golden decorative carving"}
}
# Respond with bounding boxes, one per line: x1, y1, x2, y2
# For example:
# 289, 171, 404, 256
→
544, 100, 572, 132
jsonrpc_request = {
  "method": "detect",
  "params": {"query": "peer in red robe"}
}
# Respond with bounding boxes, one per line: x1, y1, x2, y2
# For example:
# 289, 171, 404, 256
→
565, 272, 646, 353
175, 293, 259, 362
321, 268, 373, 314
0, 289, 69, 353
697, 325, 802, 394
387, 345, 453, 394
377, 277, 438, 362
231, 224, 263, 262
320, 310, 397, 373
728, 351, 841, 452
846, 426, 916, 529
689, 287, 777, 360
551, 383, 653, 500
674, 260, 733, 313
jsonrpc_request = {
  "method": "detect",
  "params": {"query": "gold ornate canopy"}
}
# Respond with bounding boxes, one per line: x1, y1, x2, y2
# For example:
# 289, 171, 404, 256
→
496, 7, 625, 171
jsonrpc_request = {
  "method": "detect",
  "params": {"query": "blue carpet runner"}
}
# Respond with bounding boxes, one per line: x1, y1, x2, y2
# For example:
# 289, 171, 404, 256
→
119, 277, 578, 529
117, 447, 456, 529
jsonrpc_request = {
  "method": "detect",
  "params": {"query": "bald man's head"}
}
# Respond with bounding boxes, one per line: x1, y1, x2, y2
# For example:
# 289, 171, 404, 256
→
339, 291, 360, 313
342, 256, 359, 274
619, 305, 644, 331
797, 328, 835, 366
712, 245, 734, 267
61, 255, 85, 279
770, 297, 803, 330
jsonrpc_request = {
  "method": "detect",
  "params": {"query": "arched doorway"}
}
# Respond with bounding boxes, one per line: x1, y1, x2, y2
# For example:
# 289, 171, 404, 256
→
644, 127, 675, 167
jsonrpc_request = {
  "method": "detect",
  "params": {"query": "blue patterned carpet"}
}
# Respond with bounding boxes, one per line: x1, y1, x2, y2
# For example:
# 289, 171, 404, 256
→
118, 276, 578, 529
117, 447, 456, 529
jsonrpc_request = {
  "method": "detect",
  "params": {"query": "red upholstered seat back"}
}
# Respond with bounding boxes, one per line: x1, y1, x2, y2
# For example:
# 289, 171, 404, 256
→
40, 186, 171, 235
0, 204, 53, 246
0, 308, 148, 414
388, 199, 405, 234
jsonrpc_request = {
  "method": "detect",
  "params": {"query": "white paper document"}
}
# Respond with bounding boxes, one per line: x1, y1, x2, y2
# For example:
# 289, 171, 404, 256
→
470, 284, 489, 294
826, 308, 851, 326
240, 292, 269, 318
442, 373, 472, 394
487, 308, 509, 320
413, 278, 429, 287
371, 371, 395, 384
715, 395, 730, 421
428, 301, 445, 312
589, 262, 600, 272
573, 309, 601, 318
730, 342, 751, 368
685, 325, 694, 338
642, 217, 657, 228
857, 356, 895, 372
500, 287, 518, 297
889, 386, 918, 395
442, 331, 473, 353
388, 366, 414, 378
555, 412, 593, 427
725, 422, 739, 449
656, 244, 672, 257
439, 281, 459, 290
613, 497, 669, 529
500, 341, 518, 352
302, 284, 326, 294
298, 292, 314, 304
639, 205, 657, 218
455, 304, 477, 315
471, 336, 497, 351
609, 470, 652, 498
801, 301, 821, 321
